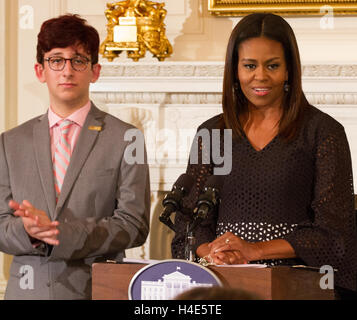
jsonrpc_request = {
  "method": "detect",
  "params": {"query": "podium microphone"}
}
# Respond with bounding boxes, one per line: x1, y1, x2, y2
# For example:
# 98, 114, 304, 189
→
189, 175, 223, 232
159, 173, 194, 232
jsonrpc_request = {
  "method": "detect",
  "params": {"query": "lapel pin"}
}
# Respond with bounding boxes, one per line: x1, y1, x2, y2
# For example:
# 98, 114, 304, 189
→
88, 126, 102, 132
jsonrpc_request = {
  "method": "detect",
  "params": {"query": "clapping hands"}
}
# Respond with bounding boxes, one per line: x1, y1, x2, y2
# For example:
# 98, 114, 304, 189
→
9, 200, 60, 246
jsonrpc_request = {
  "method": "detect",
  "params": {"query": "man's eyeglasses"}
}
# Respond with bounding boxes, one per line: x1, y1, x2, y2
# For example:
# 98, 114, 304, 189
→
44, 56, 90, 72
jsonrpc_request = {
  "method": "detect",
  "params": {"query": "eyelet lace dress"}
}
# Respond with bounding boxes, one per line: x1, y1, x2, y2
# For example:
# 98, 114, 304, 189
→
171, 105, 357, 291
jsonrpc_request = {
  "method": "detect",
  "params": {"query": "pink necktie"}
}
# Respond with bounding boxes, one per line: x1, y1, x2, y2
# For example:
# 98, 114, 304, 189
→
53, 119, 72, 201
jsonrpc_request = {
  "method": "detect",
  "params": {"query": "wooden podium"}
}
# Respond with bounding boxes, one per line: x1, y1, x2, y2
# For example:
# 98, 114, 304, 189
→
92, 262, 335, 300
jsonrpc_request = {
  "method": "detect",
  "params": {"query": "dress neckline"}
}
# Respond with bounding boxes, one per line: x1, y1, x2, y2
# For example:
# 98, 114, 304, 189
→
243, 132, 279, 153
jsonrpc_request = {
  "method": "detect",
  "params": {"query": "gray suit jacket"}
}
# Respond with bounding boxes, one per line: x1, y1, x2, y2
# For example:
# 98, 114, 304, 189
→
0, 103, 150, 299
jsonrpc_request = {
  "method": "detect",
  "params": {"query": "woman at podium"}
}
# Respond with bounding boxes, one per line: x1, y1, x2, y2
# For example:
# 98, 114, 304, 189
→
171, 13, 357, 299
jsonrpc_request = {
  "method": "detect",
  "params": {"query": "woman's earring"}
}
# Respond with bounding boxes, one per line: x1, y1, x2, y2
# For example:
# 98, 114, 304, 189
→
284, 81, 290, 92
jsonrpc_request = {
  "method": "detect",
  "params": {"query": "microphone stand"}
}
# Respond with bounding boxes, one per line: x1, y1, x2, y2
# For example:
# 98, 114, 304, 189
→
185, 208, 201, 262
185, 223, 196, 262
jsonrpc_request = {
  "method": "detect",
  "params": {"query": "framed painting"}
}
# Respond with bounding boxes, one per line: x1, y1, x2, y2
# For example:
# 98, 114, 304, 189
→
208, 0, 357, 16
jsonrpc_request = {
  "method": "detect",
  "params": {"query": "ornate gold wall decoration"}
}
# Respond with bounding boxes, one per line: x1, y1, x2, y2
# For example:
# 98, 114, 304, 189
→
100, 1, 172, 62
208, 0, 357, 16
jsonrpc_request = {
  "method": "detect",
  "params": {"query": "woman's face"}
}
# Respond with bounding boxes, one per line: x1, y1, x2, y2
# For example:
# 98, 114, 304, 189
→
237, 37, 288, 110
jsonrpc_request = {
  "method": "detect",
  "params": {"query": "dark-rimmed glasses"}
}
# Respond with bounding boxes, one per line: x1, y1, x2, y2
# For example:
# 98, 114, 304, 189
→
44, 56, 90, 72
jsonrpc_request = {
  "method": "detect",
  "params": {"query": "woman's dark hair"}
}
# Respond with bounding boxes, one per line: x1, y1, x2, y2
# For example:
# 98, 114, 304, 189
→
36, 14, 100, 65
222, 13, 309, 141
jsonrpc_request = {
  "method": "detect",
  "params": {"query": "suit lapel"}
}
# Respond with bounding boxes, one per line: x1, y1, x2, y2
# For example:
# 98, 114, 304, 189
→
33, 113, 57, 219
55, 103, 105, 216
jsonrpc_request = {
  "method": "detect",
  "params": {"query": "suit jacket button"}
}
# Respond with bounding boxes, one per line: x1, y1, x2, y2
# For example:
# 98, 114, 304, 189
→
46, 282, 51, 287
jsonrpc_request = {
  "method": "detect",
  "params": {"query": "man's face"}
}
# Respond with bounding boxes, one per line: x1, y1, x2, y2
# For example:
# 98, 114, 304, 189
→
35, 45, 101, 111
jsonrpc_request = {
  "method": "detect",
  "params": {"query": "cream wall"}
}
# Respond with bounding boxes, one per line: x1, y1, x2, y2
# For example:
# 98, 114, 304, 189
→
5, 0, 357, 127
1, 0, 357, 299
0, 0, 5, 133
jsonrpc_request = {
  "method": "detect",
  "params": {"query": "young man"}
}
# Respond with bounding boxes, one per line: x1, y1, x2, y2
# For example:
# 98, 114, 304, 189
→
0, 14, 150, 299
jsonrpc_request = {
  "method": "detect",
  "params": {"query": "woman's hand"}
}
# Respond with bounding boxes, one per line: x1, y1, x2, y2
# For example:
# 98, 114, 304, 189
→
197, 233, 296, 265
197, 242, 246, 265
208, 232, 263, 263
213, 249, 249, 265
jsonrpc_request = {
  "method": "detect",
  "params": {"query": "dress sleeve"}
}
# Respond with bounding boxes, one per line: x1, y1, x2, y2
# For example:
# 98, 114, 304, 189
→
171, 128, 217, 259
285, 120, 357, 289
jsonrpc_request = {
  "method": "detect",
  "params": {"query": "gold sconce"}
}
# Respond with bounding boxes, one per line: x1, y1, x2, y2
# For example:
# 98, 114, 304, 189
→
100, 0, 173, 62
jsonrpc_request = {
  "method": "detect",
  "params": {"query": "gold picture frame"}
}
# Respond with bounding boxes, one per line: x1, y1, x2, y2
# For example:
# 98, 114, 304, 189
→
208, 0, 357, 16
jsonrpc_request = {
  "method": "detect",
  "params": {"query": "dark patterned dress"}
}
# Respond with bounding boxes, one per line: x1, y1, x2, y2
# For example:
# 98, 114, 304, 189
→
171, 105, 357, 291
